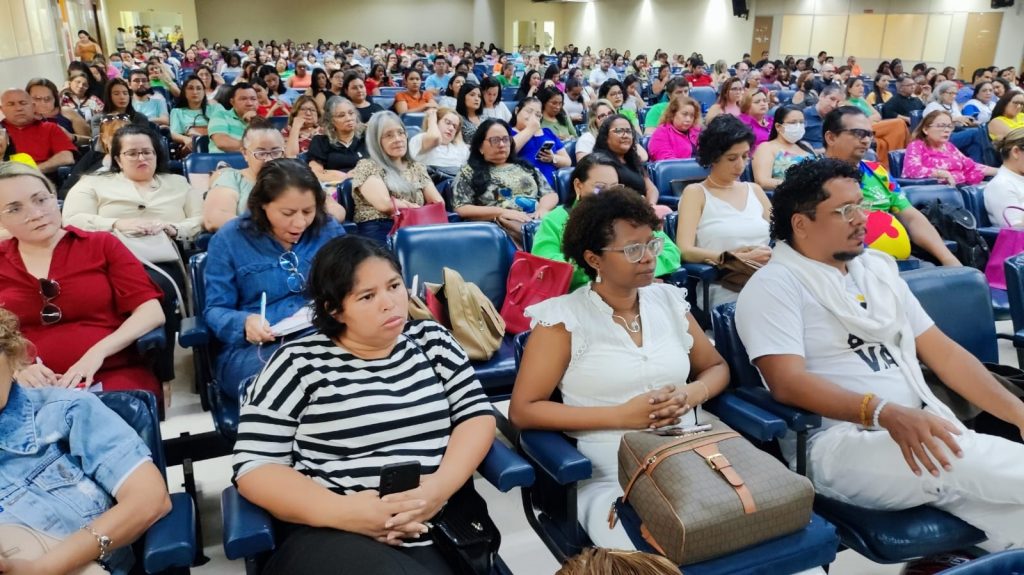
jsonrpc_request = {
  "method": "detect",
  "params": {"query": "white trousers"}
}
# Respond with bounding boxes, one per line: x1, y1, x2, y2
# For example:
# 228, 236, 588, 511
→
808, 422, 1024, 552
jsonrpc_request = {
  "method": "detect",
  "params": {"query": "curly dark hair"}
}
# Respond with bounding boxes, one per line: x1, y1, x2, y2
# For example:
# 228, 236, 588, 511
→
770, 157, 862, 243
309, 235, 402, 338
695, 114, 755, 168
562, 185, 662, 280
245, 158, 328, 237
465, 118, 542, 205
593, 113, 644, 174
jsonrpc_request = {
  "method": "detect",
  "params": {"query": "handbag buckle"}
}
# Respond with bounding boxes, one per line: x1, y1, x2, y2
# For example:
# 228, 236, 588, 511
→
704, 453, 727, 471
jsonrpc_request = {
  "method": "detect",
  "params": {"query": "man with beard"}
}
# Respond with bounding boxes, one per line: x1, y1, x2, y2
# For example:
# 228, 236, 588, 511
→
0, 89, 75, 174
823, 106, 959, 266
128, 70, 169, 126
735, 157, 1024, 556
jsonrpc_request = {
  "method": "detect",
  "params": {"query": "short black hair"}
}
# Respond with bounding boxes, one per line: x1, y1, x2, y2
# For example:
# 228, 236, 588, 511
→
246, 158, 328, 236
309, 235, 402, 338
569, 152, 619, 205
822, 105, 866, 149
696, 115, 755, 168
109, 124, 170, 174
770, 157, 862, 243
562, 185, 662, 279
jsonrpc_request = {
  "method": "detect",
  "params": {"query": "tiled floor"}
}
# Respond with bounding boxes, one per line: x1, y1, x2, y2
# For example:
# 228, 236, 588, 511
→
161, 322, 1021, 574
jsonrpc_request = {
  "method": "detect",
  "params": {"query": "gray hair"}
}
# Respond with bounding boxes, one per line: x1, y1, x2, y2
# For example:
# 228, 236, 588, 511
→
820, 83, 843, 98
932, 80, 958, 102
321, 96, 365, 146
364, 111, 420, 198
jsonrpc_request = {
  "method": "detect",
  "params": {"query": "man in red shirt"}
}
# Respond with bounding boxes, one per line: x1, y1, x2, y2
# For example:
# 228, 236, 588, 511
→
1, 89, 76, 174
684, 60, 714, 88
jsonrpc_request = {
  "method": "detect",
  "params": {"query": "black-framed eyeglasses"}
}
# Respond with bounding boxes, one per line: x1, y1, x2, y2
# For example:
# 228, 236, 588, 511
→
279, 251, 306, 293
839, 128, 873, 140
39, 278, 62, 325
486, 135, 510, 147
601, 237, 665, 263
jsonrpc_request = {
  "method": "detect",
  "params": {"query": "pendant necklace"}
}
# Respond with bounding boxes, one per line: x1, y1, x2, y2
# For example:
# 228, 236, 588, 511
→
613, 312, 642, 333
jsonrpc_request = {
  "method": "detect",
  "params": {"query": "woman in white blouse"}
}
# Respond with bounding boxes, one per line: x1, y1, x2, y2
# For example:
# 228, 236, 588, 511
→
984, 128, 1024, 227
509, 187, 729, 549
408, 107, 470, 178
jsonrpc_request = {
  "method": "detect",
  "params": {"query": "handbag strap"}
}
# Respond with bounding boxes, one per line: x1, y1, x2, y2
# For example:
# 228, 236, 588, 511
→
1003, 206, 1024, 227
620, 430, 738, 503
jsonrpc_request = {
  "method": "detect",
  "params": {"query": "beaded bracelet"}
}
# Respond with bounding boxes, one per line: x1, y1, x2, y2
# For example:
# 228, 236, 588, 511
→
872, 399, 889, 429
860, 393, 876, 428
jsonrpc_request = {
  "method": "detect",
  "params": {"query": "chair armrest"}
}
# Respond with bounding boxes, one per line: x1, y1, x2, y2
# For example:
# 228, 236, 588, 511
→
178, 316, 210, 348
447, 212, 462, 223
662, 268, 693, 289
734, 387, 822, 432
1012, 330, 1024, 349
518, 430, 592, 485
136, 327, 167, 355
658, 194, 680, 207
894, 178, 940, 187
706, 392, 789, 442
681, 262, 719, 283
221, 485, 276, 560
143, 492, 196, 573
478, 440, 535, 492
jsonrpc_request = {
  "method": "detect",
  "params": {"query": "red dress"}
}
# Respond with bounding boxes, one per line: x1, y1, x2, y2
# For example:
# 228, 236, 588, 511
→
0, 227, 163, 398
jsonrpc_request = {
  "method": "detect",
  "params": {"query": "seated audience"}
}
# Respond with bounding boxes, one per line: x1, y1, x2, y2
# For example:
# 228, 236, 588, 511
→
0, 89, 76, 175
170, 76, 217, 155
791, 71, 817, 108
575, 99, 616, 162
457, 82, 485, 142
538, 86, 577, 143
88, 78, 148, 139
736, 157, 1024, 555
208, 82, 259, 153
0, 162, 166, 400
0, 307, 171, 575
647, 95, 702, 161
597, 79, 639, 130
984, 128, 1024, 227
677, 115, 772, 309
882, 75, 926, 123
233, 234, 495, 575
203, 121, 285, 231
561, 77, 586, 125
845, 77, 882, 122
803, 84, 845, 151
436, 73, 465, 109
865, 74, 893, 107
453, 118, 557, 244
364, 63, 391, 96
902, 110, 997, 186
204, 159, 346, 400
643, 78, 690, 136
409, 107, 470, 177
532, 153, 680, 291
515, 70, 542, 102
286, 60, 312, 90
59, 114, 130, 197
961, 81, 995, 125
27, 78, 90, 145
924, 81, 976, 128
60, 70, 105, 122
481, 76, 512, 122
593, 114, 662, 214
988, 92, 1024, 142
394, 69, 437, 114
343, 72, 384, 123
738, 89, 772, 152
496, 62, 519, 88
752, 104, 817, 191
128, 70, 169, 127
823, 106, 959, 265
283, 95, 322, 157
349, 112, 444, 243
509, 186, 728, 548
511, 98, 571, 187
704, 77, 745, 125
306, 96, 367, 183
252, 78, 290, 118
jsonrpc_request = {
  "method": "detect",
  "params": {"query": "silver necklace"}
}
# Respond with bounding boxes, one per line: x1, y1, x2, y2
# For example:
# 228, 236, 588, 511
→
612, 312, 642, 333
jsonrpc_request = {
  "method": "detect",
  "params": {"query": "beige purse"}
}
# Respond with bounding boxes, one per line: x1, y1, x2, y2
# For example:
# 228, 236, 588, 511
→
406, 268, 505, 361
113, 230, 180, 264
0, 525, 107, 574
615, 417, 814, 565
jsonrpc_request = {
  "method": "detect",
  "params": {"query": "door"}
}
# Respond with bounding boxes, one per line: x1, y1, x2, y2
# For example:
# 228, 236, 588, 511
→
959, 12, 1002, 80
751, 16, 772, 61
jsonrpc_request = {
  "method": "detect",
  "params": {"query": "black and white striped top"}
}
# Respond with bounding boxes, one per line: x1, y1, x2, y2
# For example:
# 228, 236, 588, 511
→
232, 320, 493, 494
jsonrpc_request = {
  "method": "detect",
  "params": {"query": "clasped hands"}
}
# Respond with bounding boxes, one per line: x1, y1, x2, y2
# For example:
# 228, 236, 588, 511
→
621, 383, 703, 429
348, 474, 448, 546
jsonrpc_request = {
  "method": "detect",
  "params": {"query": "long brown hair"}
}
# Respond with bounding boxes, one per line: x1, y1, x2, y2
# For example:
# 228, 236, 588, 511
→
555, 548, 680, 575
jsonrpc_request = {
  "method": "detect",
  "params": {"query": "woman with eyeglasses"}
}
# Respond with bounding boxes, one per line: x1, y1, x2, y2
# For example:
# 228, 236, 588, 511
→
0, 162, 166, 401
593, 114, 664, 216
574, 99, 615, 163
204, 121, 287, 232
25, 78, 91, 144
204, 159, 346, 406
988, 92, 1024, 142
677, 115, 771, 310
281, 95, 321, 158
510, 186, 728, 549
305, 96, 368, 185
704, 77, 745, 125
902, 110, 997, 186
408, 107, 470, 178
170, 75, 219, 156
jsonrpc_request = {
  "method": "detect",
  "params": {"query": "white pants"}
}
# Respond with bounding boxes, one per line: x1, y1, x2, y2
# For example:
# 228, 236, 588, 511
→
809, 422, 1024, 551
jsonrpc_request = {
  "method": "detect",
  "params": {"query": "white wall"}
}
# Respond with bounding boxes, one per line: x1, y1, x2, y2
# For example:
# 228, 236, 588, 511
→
0, 53, 66, 92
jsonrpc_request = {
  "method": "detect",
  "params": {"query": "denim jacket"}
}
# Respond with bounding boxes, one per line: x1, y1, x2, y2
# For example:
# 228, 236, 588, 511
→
0, 385, 151, 574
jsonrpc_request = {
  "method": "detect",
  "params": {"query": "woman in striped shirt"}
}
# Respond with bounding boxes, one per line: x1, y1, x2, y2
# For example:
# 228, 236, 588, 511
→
232, 235, 496, 575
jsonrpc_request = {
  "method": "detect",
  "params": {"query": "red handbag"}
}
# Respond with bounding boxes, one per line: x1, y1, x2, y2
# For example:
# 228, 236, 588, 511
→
500, 251, 573, 334
390, 198, 448, 235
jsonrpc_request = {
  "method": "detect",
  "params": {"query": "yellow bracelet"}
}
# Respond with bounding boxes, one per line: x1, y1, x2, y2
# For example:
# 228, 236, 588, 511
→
860, 393, 875, 428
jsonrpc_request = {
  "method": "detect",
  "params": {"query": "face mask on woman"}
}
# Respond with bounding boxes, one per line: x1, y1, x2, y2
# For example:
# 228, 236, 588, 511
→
781, 123, 806, 144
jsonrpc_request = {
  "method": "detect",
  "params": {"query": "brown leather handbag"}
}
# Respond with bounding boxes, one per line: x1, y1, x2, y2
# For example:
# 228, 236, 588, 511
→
615, 418, 814, 565
705, 251, 763, 293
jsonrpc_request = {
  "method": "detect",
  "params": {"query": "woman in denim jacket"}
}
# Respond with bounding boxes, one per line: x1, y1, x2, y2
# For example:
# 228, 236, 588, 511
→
204, 158, 345, 405
0, 308, 170, 575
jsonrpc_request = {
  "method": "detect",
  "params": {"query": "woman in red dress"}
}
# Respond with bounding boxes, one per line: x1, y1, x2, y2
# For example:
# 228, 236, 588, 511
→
0, 162, 165, 402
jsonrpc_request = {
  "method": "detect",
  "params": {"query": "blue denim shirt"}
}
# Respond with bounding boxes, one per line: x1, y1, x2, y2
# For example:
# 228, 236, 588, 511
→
0, 385, 151, 574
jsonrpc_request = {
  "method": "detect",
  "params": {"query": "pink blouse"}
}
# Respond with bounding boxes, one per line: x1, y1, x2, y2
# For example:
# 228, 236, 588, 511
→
902, 139, 985, 185
647, 124, 701, 162
739, 113, 771, 153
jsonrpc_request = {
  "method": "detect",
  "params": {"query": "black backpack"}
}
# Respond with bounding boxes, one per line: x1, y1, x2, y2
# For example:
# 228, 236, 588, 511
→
916, 199, 989, 270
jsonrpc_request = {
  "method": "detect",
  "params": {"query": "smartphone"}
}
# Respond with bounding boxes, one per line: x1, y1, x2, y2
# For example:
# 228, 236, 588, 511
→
378, 461, 421, 496
535, 140, 555, 160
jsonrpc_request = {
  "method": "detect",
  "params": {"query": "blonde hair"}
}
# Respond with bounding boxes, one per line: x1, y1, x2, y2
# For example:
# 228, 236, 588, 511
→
659, 96, 702, 127
740, 90, 768, 115
428, 107, 466, 144
555, 548, 680, 575
98, 118, 130, 153
0, 161, 57, 197
996, 127, 1024, 160
0, 309, 30, 370
587, 98, 616, 134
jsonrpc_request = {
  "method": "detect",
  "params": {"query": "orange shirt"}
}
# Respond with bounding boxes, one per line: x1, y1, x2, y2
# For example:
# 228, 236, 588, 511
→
395, 90, 435, 111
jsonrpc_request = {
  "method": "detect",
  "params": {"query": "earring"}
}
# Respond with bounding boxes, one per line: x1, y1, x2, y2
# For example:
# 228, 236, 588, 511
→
595, 272, 602, 284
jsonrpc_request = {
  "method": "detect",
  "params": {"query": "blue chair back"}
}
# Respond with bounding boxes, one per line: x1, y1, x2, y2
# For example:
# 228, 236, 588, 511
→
473, 64, 490, 80
1003, 253, 1024, 340
690, 86, 717, 113
502, 86, 519, 101
901, 267, 998, 363
909, 109, 923, 131
267, 115, 288, 131
554, 167, 575, 205
565, 140, 577, 165
649, 159, 709, 196
888, 150, 906, 178
401, 112, 426, 128
98, 391, 167, 475
903, 184, 964, 211
336, 180, 356, 221
960, 185, 993, 228
777, 89, 796, 105
184, 152, 246, 183
391, 222, 516, 308
662, 211, 677, 239
374, 96, 395, 111
522, 220, 540, 252
378, 86, 403, 98
280, 89, 303, 105
405, 125, 422, 139
711, 303, 763, 389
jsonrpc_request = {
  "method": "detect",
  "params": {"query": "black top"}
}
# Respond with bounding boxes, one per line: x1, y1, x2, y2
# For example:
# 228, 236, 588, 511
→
306, 134, 368, 172
882, 93, 926, 121
356, 103, 385, 124
615, 161, 648, 195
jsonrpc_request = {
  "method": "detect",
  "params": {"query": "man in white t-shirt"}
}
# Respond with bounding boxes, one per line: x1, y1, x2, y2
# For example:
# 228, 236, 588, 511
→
588, 57, 618, 90
736, 157, 1024, 552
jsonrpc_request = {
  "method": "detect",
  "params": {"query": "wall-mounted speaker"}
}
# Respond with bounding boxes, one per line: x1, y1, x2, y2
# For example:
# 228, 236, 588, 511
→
992, 0, 1014, 7
732, 0, 750, 19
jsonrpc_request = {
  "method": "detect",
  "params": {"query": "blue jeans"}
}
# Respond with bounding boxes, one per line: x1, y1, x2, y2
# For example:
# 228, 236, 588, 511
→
951, 126, 995, 165
356, 218, 394, 245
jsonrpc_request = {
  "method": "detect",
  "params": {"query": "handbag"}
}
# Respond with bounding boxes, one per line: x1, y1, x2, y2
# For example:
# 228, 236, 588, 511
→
114, 230, 181, 264
983, 207, 1024, 289
432, 482, 501, 575
499, 252, 573, 334
389, 198, 448, 235
616, 416, 814, 565
705, 251, 763, 293
406, 268, 505, 361
0, 525, 107, 574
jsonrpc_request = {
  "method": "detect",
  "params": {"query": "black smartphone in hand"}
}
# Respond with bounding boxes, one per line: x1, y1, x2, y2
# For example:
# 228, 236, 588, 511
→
379, 461, 421, 496
535, 140, 555, 161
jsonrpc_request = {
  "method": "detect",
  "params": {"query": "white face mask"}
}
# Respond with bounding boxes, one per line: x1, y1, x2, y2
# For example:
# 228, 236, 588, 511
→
781, 123, 806, 143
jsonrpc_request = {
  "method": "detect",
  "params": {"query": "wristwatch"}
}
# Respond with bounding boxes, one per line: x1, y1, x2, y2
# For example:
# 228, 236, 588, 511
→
83, 525, 113, 562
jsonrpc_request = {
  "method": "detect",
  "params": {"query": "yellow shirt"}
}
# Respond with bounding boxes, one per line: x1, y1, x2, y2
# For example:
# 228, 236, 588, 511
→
990, 113, 1024, 141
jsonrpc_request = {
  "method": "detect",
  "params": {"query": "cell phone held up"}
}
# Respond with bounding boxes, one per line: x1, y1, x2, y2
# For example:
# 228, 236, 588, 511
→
378, 461, 421, 496
535, 140, 555, 161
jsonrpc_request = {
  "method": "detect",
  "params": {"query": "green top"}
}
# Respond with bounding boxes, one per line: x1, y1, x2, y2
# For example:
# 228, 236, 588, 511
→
644, 102, 669, 129
848, 97, 875, 117
531, 205, 682, 291
207, 107, 246, 153
859, 160, 911, 213
496, 75, 520, 87
541, 116, 577, 142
